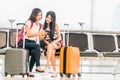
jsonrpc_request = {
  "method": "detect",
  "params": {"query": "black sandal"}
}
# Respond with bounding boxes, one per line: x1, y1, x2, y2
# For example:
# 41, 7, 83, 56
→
36, 69, 45, 73
27, 73, 35, 77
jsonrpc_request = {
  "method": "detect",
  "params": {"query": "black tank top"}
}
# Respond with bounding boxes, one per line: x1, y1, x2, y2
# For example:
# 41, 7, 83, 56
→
45, 26, 57, 42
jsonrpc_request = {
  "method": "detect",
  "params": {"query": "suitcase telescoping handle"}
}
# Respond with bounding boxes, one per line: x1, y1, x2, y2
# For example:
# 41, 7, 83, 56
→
16, 23, 25, 48
64, 23, 69, 47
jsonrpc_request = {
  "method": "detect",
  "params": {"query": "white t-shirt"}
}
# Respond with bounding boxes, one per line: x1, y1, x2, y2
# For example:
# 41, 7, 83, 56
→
25, 23, 40, 44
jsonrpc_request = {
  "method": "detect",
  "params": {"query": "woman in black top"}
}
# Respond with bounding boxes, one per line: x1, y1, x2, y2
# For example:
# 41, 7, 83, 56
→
43, 11, 62, 77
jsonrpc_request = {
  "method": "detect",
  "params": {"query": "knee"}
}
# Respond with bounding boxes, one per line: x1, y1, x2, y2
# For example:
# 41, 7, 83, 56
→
35, 44, 40, 49
51, 42, 55, 46
51, 42, 60, 50
47, 44, 53, 49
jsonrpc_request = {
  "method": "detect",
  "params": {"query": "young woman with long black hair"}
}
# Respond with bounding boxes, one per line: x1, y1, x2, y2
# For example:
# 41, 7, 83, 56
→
21, 8, 45, 77
42, 11, 62, 77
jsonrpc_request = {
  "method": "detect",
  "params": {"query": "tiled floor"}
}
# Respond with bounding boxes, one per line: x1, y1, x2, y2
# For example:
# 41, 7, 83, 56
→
1, 73, 120, 80
0, 55, 120, 80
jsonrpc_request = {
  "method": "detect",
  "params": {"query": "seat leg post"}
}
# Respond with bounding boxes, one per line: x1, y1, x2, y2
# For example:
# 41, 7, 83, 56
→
113, 60, 120, 75
81, 58, 82, 74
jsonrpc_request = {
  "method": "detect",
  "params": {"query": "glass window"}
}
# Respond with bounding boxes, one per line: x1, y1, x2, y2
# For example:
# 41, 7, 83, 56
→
92, 0, 120, 31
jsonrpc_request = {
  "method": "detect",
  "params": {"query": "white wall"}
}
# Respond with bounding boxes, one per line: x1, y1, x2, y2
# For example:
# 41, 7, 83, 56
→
0, 0, 91, 30
93, 0, 120, 31
0, 0, 120, 31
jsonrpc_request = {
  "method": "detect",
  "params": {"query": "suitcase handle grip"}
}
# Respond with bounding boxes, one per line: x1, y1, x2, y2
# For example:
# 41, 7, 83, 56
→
17, 23, 25, 26
64, 23, 69, 47
64, 23, 69, 26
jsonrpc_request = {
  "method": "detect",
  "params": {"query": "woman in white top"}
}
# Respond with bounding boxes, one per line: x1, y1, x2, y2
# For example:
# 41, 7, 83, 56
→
21, 8, 45, 77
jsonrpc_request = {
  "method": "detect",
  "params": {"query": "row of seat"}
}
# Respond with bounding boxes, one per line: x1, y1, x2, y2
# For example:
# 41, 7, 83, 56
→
65, 33, 120, 57
0, 29, 120, 57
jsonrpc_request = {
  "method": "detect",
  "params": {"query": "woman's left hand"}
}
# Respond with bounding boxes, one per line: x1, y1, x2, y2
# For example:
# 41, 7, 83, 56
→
53, 41, 61, 47
53, 39, 61, 43
53, 40, 57, 43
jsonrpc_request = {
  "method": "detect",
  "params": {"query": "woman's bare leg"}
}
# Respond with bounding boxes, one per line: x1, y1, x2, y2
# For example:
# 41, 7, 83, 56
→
51, 42, 61, 71
51, 43, 61, 77
46, 44, 53, 68
51, 50, 56, 72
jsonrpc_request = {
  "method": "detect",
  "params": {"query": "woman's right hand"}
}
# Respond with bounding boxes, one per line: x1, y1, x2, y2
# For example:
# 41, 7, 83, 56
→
38, 30, 46, 40
38, 29, 47, 35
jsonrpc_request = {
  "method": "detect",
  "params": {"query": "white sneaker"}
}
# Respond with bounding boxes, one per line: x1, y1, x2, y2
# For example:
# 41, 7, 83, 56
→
51, 72, 57, 77
45, 67, 51, 74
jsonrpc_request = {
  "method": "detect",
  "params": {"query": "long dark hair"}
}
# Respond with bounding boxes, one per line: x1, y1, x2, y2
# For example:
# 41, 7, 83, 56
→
29, 8, 42, 22
43, 11, 56, 40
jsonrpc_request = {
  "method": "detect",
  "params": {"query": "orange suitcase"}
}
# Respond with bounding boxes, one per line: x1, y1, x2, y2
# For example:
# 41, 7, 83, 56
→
59, 46, 81, 77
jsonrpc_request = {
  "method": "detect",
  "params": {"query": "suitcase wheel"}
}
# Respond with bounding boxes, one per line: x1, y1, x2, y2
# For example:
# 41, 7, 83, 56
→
19, 73, 26, 78
5, 72, 8, 77
22, 74, 24, 78
73, 74, 75, 77
66, 74, 71, 78
60, 73, 64, 77
11, 74, 14, 77
78, 73, 81, 77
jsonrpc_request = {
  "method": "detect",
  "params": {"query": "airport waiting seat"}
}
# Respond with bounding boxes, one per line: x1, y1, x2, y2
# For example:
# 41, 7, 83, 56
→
9, 29, 17, 48
93, 35, 120, 57
9, 28, 63, 56
117, 35, 120, 49
0, 31, 7, 55
65, 33, 98, 57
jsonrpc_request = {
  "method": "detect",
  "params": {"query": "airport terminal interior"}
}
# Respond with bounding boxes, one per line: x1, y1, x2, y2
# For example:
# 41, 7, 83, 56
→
1, 0, 120, 80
